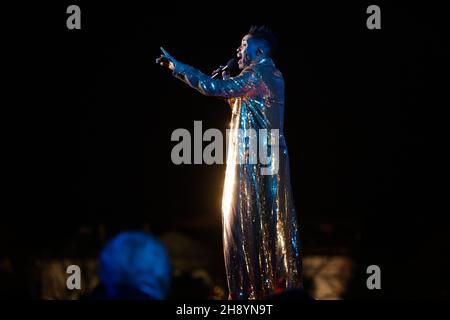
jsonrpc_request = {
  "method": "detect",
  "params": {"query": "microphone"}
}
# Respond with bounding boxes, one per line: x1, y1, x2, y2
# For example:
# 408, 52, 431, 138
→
212, 58, 237, 79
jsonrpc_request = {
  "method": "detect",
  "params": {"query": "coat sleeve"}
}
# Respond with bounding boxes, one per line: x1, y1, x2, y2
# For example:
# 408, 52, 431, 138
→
172, 62, 261, 98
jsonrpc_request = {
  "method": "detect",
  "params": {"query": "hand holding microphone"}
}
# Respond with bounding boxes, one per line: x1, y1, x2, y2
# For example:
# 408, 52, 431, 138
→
212, 58, 237, 79
157, 47, 236, 80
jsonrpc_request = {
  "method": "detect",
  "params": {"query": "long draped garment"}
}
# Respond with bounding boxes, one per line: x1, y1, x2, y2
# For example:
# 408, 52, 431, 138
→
172, 57, 302, 299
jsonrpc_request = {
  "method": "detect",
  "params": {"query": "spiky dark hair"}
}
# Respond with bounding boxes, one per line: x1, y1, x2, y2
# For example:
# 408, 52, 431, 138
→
247, 25, 278, 56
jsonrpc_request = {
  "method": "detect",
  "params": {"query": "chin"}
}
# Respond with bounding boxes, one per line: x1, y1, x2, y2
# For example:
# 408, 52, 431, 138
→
238, 59, 248, 70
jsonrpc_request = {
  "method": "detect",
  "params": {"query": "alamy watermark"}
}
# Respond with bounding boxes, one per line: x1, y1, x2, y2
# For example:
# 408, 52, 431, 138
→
66, 264, 81, 290
366, 265, 381, 290
171, 121, 279, 175
66, 5, 81, 30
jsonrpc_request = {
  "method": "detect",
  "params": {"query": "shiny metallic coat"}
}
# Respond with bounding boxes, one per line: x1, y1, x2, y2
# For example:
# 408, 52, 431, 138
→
173, 57, 302, 299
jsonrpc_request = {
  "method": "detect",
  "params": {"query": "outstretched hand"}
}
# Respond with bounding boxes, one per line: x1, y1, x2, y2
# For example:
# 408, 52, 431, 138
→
156, 47, 177, 71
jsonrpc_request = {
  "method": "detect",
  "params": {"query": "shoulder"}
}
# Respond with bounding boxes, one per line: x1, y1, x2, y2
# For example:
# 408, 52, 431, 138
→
255, 59, 284, 80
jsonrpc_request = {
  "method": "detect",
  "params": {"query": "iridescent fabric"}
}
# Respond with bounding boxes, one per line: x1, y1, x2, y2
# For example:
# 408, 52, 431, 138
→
172, 57, 302, 299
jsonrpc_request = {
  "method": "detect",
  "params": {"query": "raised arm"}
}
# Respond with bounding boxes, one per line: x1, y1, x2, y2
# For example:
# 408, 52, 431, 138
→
156, 47, 261, 98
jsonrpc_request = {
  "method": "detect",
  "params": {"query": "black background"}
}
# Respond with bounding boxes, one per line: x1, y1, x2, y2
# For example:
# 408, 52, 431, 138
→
3, 1, 449, 299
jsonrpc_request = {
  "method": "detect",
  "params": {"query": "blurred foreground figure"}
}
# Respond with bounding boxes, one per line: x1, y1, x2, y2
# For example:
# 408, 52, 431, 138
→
157, 26, 302, 299
91, 231, 172, 300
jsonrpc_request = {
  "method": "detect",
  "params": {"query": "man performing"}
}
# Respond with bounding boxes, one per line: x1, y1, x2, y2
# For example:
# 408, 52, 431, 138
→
157, 26, 302, 300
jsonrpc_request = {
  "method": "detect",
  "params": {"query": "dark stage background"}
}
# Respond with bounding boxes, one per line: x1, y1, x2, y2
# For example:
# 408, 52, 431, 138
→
2, 1, 449, 299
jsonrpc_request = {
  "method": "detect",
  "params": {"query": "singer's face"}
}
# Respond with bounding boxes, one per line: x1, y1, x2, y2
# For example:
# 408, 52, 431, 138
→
237, 35, 257, 69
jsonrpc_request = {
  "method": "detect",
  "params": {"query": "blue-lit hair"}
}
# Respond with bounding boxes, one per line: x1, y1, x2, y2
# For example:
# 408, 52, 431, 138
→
248, 25, 278, 56
99, 231, 172, 300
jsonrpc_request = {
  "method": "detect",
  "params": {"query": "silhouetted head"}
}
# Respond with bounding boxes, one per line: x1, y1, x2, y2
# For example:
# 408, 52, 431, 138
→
98, 231, 172, 300
236, 25, 278, 69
